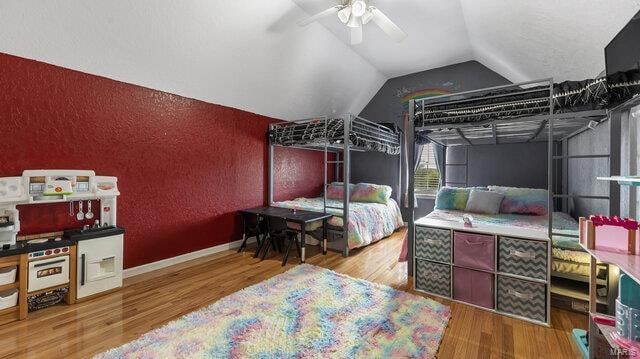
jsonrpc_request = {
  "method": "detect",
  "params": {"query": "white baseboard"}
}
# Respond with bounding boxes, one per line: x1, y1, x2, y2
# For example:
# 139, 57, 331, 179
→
123, 237, 256, 278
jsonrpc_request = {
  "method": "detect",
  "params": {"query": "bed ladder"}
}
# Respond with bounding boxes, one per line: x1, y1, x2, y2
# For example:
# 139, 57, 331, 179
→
322, 115, 351, 257
323, 119, 345, 211
323, 154, 344, 212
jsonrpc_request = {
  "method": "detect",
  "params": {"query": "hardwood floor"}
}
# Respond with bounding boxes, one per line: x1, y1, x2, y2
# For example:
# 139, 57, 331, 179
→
0, 229, 586, 358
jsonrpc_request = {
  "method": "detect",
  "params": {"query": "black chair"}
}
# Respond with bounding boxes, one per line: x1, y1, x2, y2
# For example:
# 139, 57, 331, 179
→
238, 214, 266, 253
255, 217, 287, 260
281, 229, 302, 266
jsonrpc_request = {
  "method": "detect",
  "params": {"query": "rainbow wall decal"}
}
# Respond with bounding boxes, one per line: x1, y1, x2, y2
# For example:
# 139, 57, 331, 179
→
401, 88, 450, 104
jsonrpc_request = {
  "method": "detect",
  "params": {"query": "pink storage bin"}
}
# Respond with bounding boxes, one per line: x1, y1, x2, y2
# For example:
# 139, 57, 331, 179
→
453, 231, 495, 271
453, 267, 494, 309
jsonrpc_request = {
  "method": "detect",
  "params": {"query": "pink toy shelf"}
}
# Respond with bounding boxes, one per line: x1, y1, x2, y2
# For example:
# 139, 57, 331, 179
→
580, 215, 640, 255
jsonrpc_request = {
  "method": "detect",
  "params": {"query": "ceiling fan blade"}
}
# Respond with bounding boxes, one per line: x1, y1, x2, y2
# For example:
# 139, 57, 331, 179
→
351, 26, 363, 45
370, 7, 407, 42
298, 6, 342, 27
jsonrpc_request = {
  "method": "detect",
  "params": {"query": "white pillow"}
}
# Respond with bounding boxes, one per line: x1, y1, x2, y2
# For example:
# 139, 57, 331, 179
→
465, 189, 504, 215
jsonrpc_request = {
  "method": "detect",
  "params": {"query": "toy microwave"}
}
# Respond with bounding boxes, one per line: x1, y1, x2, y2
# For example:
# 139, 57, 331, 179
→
43, 177, 73, 196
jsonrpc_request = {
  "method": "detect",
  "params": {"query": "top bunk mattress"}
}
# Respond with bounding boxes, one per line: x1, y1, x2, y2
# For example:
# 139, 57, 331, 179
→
414, 70, 640, 127
269, 118, 401, 155
272, 197, 404, 250
424, 209, 581, 251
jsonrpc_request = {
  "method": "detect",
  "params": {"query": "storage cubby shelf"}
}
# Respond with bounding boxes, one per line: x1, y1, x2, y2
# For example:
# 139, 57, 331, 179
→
0, 282, 18, 293
414, 219, 551, 326
498, 271, 547, 284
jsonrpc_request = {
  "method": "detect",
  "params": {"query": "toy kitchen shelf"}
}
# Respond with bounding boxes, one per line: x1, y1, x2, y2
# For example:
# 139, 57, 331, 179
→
0, 170, 120, 246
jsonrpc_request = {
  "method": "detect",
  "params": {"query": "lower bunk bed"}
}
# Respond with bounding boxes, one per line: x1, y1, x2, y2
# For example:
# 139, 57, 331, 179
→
272, 197, 405, 251
421, 209, 612, 313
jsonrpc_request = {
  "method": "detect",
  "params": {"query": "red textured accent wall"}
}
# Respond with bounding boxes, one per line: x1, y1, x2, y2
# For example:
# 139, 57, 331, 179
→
0, 52, 332, 268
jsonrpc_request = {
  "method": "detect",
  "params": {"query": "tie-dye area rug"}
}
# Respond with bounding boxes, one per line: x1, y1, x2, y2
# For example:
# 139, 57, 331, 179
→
96, 264, 450, 358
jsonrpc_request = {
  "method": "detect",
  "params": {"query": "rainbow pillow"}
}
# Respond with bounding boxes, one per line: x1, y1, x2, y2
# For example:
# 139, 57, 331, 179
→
326, 182, 355, 200
488, 186, 548, 215
434, 187, 475, 211
350, 183, 392, 204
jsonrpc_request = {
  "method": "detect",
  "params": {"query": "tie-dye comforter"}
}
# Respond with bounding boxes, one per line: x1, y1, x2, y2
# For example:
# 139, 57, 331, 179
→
273, 197, 404, 249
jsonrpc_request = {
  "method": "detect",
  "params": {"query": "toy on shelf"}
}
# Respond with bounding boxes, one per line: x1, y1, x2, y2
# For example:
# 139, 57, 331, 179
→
611, 274, 640, 352
462, 214, 474, 228
580, 215, 639, 255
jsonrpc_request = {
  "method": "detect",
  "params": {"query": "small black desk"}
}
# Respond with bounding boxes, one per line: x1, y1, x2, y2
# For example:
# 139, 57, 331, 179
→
238, 206, 331, 263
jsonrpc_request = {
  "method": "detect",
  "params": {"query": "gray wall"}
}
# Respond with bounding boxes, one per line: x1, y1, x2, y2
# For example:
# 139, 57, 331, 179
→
619, 107, 640, 218
353, 61, 511, 217
445, 143, 549, 189
414, 142, 547, 219
353, 61, 512, 276
564, 121, 612, 217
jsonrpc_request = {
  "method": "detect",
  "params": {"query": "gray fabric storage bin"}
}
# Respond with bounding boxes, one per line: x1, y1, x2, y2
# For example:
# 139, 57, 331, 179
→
416, 259, 451, 298
498, 236, 547, 280
497, 275, 546, 323
415, 226, 451, 263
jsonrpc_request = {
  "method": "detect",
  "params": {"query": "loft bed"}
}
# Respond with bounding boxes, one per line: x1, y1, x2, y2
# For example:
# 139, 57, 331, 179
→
408, 75, 640, 319
267, 114, 403, 257
414, 72, 640, 146
269, 117, 401, 155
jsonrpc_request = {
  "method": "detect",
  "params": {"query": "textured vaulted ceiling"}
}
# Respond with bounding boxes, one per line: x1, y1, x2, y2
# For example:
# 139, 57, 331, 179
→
295, 0, 640, 82
460, 0, 640, 82
0, 0, 386, 120
1, 1, 640, 120
292, 0, 474, 78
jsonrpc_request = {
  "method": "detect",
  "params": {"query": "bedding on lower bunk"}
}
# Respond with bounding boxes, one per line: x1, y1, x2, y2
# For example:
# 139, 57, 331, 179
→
552, 259, 591, 277
424, 209, 589, 276
273, 197, 404, 249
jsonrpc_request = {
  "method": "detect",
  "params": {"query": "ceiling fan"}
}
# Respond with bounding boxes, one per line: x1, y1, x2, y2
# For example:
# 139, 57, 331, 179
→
298, 0, 407, 45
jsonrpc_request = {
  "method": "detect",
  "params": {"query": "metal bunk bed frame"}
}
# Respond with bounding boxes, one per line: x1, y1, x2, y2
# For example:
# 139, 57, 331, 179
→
405, 78, 637, 323
267, 113, 402, 257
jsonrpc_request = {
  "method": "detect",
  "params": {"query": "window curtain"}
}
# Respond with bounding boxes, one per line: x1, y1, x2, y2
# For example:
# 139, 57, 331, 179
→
433, 142, 446, 187
403, 143, 423, 208
402, 114, 410, 208
404, 127, 437, 207
414, 144, 425, 173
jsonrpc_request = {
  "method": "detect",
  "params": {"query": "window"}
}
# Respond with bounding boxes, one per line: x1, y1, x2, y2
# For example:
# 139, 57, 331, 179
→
415, 143, 441, 196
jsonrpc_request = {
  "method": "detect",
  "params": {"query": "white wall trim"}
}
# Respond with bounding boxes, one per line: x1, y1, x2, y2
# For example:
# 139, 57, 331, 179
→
123, 237, 256, 279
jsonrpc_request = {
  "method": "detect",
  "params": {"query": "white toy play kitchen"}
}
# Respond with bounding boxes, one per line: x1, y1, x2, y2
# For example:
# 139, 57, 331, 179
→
0, 170, 120, 244
0, 170, 123, 325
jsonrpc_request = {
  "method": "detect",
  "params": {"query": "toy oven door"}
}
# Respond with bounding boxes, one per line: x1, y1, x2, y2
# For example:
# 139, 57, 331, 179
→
28, 256, 70, 293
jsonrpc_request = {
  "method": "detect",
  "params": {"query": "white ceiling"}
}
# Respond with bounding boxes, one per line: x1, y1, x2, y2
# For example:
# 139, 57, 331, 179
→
292, 0, 474, 78
0, 0, 385, 121
1, 1, 640, 120
295, 0, 640, 81
461, 0, 640, 83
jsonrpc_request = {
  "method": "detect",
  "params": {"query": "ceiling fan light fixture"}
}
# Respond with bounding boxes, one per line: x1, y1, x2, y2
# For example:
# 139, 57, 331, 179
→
337, 7, 351, 24
297, 1, 406, 45
350, 0, 367, 17
346, 14, 361, 28
362, 10, 373, 24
